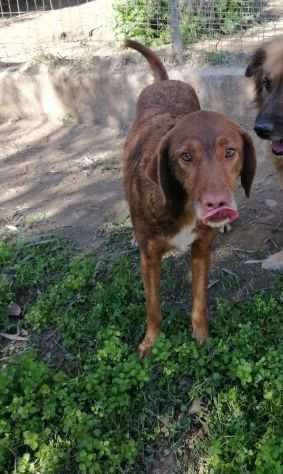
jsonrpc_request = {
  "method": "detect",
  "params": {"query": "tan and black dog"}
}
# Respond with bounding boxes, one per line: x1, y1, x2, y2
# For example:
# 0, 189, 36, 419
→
246, 35, 283, 270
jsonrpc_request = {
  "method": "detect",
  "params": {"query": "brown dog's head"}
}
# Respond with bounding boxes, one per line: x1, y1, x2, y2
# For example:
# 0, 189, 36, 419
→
148, 111, 256, 228
246, 36, 283, 156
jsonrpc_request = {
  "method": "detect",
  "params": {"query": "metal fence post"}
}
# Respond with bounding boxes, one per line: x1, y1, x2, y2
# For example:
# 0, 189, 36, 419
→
169, 0, 183, 63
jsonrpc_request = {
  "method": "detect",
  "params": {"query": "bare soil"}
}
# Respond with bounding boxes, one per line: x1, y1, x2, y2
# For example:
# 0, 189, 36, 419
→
1, 115, 283, 304
0, 120, 126, 249
0, 0, 282, 65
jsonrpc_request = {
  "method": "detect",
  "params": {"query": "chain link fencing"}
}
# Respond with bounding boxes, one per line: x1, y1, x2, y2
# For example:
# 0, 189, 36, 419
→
0, 0, 282, 62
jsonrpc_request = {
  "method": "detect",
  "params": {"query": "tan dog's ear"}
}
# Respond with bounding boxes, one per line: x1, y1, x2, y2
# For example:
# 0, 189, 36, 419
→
146, 134, 183, 206
245, 47, 266, 78
240, 130, 257, 197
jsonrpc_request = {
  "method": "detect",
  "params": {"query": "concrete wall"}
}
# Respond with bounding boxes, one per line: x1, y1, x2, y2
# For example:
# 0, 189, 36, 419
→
0, 56, 257, 133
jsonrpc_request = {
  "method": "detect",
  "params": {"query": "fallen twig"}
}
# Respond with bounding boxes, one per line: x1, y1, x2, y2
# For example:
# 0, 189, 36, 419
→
208, 280, 220, 289
0, 333, 29, 341
24, 238, 58, 248
222, 268, 238, 278
264, 238, 279, 249
232, 247, 257, 254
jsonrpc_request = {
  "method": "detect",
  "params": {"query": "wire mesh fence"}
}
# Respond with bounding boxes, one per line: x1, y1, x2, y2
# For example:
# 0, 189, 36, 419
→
0, 0, 282, 62
115, 0, 283, 58
0, 0, 86, 15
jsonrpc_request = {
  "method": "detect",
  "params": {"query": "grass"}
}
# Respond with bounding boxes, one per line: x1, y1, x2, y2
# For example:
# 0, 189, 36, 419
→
0, 237, 283, 473
202, 51, 235, 66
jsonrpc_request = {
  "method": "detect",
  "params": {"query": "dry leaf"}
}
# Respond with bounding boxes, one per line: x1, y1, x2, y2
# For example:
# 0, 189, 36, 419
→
189, 399, 203, 416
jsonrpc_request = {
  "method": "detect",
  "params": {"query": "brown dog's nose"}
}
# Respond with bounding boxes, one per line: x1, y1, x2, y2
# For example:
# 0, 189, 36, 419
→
202, 193, 228, 212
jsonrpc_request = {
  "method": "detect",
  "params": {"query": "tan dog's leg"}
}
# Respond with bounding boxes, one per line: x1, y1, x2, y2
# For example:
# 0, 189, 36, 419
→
262, 249, 283, 271
261, 152, 283, 271
139, 246, 164, 357
191, 230, 215, 343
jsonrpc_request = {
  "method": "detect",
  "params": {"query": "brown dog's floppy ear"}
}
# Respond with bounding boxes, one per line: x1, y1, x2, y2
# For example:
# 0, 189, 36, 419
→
240, 130, 257, 197
245, 47, 266, 78
146, 134, 183, 206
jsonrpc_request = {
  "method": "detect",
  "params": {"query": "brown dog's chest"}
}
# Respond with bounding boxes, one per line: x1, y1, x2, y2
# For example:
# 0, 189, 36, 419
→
168, 219, 198, 252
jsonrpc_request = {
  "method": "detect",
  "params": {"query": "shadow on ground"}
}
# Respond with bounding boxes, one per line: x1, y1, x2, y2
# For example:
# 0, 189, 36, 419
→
1, 111, 283, 313
0, 120, 127, 249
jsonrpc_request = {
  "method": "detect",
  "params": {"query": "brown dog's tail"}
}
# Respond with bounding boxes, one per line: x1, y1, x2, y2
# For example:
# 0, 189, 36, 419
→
124, 39, 169, 81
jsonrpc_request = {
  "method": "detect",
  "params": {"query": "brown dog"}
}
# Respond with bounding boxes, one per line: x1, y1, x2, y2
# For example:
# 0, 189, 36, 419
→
246, 35, 283, 270
124, 40, 256, 356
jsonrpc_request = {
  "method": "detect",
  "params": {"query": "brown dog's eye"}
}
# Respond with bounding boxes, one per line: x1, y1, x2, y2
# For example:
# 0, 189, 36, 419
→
225, 148, 236, 159
263, 77, 272, 92
182, 152, 193, 162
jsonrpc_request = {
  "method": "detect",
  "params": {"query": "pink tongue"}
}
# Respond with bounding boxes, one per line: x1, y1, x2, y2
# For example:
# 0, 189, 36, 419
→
202, 207, 239, 225
272, 139, 283, 156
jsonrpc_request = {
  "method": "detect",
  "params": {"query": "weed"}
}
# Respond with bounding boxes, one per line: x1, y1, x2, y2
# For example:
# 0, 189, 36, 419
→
114, 0, 261, 47
0, 238, 282, 473
32, 53, 70, 66
203, 50, 234, 65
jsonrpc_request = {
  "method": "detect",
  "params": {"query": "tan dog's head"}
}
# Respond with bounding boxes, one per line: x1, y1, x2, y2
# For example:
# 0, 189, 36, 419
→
246, 36, 283, 156
147, 111, 256, 228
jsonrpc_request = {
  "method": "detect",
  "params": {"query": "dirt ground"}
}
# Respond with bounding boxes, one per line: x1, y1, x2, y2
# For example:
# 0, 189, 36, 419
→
0, 120, 126, 248
0, 0, 282, 64
1, 111, 283, 307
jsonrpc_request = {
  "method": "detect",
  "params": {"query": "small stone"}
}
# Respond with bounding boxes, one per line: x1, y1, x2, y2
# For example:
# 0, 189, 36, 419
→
265, 199, 278, 208
5, 225, 18, 233
8, 303, 22, 318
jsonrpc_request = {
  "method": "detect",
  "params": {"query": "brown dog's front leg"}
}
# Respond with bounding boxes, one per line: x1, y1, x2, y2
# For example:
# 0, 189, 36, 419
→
191, 231, 215, 343
139, 247, 163, 357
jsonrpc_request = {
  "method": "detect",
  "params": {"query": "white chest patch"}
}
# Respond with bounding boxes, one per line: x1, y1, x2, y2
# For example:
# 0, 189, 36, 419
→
170, 222, 197, 252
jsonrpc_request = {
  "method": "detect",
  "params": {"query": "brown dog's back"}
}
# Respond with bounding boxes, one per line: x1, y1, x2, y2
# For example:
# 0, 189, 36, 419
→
125, 40, 200, 125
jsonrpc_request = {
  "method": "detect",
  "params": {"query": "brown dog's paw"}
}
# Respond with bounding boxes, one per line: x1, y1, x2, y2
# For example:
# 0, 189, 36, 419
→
138, 334, 158, 357
138, 338, 154, 358
192, 321, 208, 344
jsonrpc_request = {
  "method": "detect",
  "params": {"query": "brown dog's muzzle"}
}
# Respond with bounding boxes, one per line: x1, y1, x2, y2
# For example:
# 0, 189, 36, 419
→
200, 189, 239, 224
